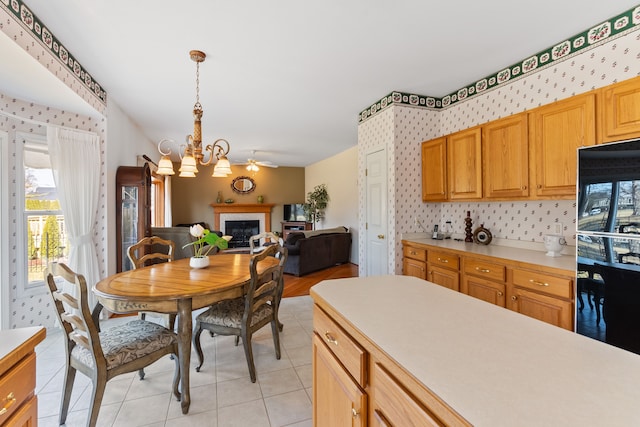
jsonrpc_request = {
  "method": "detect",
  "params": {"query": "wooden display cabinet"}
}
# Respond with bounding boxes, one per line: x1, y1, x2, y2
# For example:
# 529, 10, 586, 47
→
115, 164, 151, 272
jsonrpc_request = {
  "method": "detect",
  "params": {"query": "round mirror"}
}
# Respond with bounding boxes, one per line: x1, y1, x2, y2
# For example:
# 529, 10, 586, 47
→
231, 176, 256, 194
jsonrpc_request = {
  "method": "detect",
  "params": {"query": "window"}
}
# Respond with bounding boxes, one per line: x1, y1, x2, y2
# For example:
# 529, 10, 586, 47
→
151, 174, 165, 227
17, 133, 68, 292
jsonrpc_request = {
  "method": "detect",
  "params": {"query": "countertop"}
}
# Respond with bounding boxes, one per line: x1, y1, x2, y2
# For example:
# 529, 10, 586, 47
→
311, 275, 640, 426
0, 326, 46, 376
403, 236, 576, 273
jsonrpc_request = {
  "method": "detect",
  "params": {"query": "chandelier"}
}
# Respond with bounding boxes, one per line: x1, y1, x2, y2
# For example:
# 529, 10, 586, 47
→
156, 50, 232, 178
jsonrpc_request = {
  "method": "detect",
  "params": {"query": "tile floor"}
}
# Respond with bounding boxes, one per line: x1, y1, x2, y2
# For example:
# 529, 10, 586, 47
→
36, 296, 315, 427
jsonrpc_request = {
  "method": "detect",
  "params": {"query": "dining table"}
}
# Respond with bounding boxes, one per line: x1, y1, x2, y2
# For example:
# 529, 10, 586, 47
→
93, 253, 279, 414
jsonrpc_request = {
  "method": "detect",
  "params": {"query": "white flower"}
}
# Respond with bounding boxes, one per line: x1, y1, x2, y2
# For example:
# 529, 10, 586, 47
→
189, 224, 205, 239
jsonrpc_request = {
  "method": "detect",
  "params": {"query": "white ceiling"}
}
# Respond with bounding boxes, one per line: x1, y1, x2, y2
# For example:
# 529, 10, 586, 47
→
2, 1, 639, 167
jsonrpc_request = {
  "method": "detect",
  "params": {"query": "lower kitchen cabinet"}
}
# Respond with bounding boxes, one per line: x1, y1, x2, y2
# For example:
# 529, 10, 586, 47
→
427, 250, 460, 291
402, 246, 426, 279
461, 256, 507, 307
312, 334, 366, 426
403, 241, 574, 330
370, 363, 443, 427
510, 268, 574, 330
0, 327, 45, 427
312, 303, 470, 427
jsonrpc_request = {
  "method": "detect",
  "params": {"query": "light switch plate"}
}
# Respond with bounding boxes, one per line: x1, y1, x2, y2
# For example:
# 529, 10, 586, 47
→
553, 223, 563, 235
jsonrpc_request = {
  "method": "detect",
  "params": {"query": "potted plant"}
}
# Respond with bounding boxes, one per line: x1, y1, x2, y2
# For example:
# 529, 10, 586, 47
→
303, 184, 329, 229
183, 224, 232, 268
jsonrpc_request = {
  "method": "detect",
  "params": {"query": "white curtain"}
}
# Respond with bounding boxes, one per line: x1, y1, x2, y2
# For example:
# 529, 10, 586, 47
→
47, 127, 101, 308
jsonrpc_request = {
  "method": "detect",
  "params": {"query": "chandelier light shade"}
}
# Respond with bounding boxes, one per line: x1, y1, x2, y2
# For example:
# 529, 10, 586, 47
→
155, 50, 232, 178
246, 160, 260, 172
156, 139, 175, 175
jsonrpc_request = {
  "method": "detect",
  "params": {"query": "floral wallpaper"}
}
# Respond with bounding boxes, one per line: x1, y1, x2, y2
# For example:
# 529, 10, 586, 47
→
358, 19, 640, 274
1, 94, 107, 329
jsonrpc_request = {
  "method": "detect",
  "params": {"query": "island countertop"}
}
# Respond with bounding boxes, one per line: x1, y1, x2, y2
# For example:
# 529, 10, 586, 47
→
310, 275, 640, 426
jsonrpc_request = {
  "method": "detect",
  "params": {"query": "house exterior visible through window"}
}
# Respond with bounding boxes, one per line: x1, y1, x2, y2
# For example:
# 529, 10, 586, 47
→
19, 133, 68, 289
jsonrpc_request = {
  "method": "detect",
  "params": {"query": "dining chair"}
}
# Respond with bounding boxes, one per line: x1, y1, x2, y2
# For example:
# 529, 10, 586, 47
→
248, 231, 284, 254
127, 235, 177, 330
45, 262, 180, 427
193, 243, 288, 382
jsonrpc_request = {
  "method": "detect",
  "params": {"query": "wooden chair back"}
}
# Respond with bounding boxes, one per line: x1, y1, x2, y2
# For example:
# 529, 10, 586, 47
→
249, 232, 284, 253
45, 262, 104, 368
127, 236, 175, 268
246, 244, 288, 320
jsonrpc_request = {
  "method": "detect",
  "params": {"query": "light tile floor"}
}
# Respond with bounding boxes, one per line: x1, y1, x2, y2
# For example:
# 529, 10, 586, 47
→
36, 296, 315, 427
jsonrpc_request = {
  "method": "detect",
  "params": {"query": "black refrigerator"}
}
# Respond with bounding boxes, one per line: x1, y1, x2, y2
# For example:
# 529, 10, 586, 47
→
577, 138, 640, 355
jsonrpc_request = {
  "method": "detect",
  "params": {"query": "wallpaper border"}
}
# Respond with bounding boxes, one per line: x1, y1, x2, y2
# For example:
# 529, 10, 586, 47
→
0, 0, 107, 105
359, 4, 640, 123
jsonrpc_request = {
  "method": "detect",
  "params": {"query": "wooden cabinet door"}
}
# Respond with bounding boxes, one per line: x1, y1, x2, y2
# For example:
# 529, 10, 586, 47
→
4, 395, 37, 427
529, 93, 596, 198
422, 137, 448, 201
427, 265, 459, 291
509, 287, 573, 330
313, 334, 366, 426
483, 113, 529, 199
403, 259, 426, 280
448, 127, 482, 200
461, 276, 506, 307
601, 76, 640, 143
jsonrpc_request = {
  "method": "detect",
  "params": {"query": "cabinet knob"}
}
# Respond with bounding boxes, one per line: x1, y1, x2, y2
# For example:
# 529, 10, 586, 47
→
0, 392, 16, 416
352, 408, 360, 418
511, 296, 517, 301
498, 291, 504, 296
378, 234, 385, 239
537, 184, 542, 189
324, 332, 338, 345
522, 186, 527, 190
529, 279, 549, 287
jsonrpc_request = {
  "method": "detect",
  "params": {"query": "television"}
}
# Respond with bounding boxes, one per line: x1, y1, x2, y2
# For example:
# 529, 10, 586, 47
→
284, 204, 306, 221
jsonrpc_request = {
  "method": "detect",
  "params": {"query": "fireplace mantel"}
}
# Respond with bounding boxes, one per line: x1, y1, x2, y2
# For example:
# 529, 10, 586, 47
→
210, 203, 275, 232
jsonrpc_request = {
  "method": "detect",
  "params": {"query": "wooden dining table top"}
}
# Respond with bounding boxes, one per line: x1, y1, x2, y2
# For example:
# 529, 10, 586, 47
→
94, 253, 278, 313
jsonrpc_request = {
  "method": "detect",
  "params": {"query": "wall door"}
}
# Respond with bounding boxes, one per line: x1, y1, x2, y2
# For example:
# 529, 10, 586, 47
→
365, 149, 387, 276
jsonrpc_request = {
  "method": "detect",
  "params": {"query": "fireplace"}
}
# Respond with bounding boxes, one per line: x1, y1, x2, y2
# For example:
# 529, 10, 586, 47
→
225, 220, 260, 248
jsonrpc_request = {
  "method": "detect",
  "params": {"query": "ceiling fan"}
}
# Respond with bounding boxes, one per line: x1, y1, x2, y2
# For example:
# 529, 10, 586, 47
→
235, 151, 279, 172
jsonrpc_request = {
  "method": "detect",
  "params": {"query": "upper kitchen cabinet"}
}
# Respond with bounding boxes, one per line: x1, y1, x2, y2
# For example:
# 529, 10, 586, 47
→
421, 137, 448, 202
600, 76, 640, 143
529, 92, 596, 198
482, 113, 529, 199
447, 126, 482, 200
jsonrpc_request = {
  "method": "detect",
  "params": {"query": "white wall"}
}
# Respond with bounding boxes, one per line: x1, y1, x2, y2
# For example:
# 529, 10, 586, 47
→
105, 100, 156, 275
305, 146, 359, 265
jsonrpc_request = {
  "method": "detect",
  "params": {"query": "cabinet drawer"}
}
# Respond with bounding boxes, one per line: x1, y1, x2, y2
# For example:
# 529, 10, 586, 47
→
314, 306, 367, 387
0, 353, 36, 425
372, 363, 444, 426
403, 246, 426, 261
427, 251, 459, 270
512, 269, 573, 300
463, 258, 505, 282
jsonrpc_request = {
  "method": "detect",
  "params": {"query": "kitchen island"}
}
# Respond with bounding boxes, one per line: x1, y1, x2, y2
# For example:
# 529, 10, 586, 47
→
311, 275, 640, 426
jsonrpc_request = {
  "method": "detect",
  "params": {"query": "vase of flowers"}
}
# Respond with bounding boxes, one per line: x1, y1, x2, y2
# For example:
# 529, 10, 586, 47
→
183, 224, 232, 269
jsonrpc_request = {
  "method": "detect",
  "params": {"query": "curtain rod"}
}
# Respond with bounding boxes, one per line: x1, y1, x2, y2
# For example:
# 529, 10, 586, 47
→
0, 109, 98, 137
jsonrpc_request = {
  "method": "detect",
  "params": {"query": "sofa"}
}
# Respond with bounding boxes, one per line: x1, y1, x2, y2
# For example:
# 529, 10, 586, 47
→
283, 226, 351, 276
